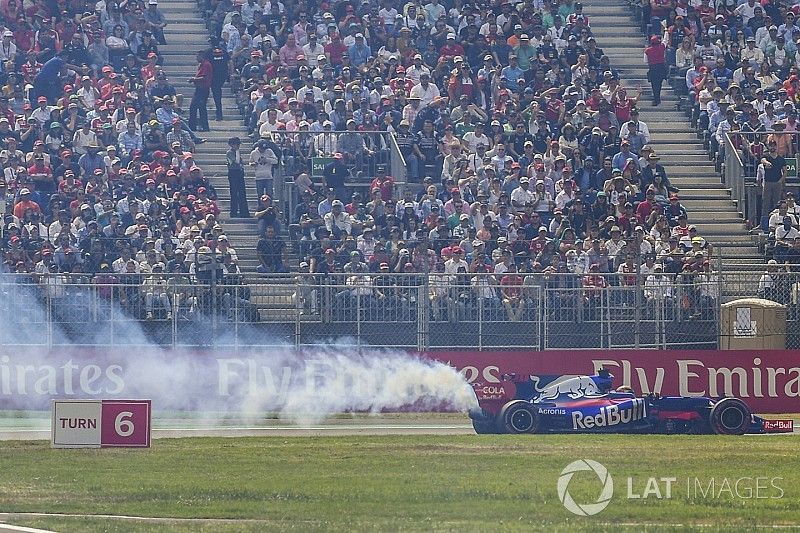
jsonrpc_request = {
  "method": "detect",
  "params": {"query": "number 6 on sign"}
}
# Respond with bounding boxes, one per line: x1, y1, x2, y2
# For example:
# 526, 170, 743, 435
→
115, 411, 135, 437
101, 400, 151, 447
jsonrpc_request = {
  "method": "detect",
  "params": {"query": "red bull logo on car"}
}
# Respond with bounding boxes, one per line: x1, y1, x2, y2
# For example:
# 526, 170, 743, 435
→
572, 398, 647, 430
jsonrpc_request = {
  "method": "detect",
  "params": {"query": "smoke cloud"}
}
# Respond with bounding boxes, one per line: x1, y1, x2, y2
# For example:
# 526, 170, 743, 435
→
0, 281, 477, 422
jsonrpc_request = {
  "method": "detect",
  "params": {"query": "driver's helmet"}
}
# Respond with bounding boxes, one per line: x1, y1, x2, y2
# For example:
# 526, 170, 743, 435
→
616, 385, 634, 394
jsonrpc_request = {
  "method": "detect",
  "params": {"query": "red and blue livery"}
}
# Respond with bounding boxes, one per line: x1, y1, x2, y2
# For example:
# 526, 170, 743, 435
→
468, 369, 794, 435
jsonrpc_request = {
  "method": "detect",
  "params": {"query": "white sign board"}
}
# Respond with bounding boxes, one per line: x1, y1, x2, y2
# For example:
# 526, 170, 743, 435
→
734, 307, 757, 338
51, 399, 152, 448
51, 400, 102, 448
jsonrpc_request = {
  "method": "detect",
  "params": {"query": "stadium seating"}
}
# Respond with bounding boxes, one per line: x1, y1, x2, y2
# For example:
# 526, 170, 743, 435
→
3, 0, 796, 340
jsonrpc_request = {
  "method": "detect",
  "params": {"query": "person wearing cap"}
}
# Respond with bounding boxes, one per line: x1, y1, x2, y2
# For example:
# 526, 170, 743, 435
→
0, 29, 16, 65
143, 0, 167, 44
249, 136, 279, 197
611, 138, 639, 173
348, 32, 371, 68
371, 165, 395, 203
406, 53, 432, 85
225, 136, 250, 218
142, 260, 172, 320
118, 120, 144, 160
773, 214, 800, 262
187, 50, 212, 132
409, 72, 440, 108
156, 94, 206, 144
13, 187, 42, 219
324, 199, 353, 240
166, 118, 195, 154
644, 34, 667, 105
338, 118, 374, 166
256, 225, 288, 273
208, 36, 230, 122
301, 33, 325, 68
759, 136, 787, 215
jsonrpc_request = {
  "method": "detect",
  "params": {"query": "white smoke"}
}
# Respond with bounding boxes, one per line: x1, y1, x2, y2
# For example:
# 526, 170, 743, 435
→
268, 350, 477, 424
0, 281, 477, 422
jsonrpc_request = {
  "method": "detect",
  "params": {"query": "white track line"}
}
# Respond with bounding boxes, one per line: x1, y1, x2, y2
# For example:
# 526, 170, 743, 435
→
1, 513, 798, 528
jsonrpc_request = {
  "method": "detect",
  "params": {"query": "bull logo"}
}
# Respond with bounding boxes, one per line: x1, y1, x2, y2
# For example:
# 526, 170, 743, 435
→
534, 375, 605, 400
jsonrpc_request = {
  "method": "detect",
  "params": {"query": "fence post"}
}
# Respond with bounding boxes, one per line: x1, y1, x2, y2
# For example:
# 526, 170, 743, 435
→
541, 288, 547, 350
604, 287, 612, 350
171, 287, 177, 350
294, 276, 301, 349
417, 278, 428, 351
356, 291, 362, 349
46, 288, 53, 349
478, 292, 483, 352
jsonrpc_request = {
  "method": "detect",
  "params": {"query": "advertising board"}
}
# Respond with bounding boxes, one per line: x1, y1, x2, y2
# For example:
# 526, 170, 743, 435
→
4, 349, 799, 413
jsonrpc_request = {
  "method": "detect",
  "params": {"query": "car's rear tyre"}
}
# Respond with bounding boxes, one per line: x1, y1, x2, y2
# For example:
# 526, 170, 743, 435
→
472, 418, 499, 434
709, 398, 751, 435
498, 400, 540, 434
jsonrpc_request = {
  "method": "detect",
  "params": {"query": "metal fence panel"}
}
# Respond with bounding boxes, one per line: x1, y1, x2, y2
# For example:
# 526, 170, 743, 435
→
0, 269, 794, 350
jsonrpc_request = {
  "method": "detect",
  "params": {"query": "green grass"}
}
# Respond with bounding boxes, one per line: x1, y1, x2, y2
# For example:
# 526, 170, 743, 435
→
2, 435, 799, 532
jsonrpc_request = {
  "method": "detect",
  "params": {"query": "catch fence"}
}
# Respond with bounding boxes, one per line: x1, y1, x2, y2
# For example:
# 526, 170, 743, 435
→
2, 269, 787, 351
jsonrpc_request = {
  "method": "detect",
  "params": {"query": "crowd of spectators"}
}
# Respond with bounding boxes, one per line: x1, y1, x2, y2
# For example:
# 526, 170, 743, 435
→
0, 0, 255, 321
198, 0, 723, 320
649, 0, 800, 264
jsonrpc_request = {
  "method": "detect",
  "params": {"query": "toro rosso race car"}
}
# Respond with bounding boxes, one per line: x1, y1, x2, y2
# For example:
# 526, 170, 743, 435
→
468, 369, 794, 435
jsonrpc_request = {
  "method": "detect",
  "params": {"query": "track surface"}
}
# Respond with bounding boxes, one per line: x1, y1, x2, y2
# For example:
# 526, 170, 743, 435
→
0, 414, 474, 439
1, 413, 796, 439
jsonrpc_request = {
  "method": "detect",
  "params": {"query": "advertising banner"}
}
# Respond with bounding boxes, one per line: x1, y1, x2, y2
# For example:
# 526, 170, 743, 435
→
0, 348, 798, 413
429, 350, 800, 413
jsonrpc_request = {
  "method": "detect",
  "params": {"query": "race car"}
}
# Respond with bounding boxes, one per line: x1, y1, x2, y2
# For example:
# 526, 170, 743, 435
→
468, 369, 794, 435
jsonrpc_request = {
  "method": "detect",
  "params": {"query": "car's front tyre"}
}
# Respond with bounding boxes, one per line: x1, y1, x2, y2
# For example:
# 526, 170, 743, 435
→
709, 398, 751, 435
498, 400, 540, 434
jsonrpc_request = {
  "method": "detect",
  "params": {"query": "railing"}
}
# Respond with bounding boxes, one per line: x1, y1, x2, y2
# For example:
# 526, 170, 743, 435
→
0, 269, 768, 350
724, 131, 800, 227
388, 132, 408, 185
274, 130, 397, 183
275, 130, 405, 225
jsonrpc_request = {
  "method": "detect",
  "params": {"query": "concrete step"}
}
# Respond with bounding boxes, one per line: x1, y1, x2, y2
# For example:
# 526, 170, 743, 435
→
648, 146, 708, 155
693, 222, 747, 234
649, 134, 705, 143
670, 187, 730, 199
679, 201, 738, 212
669, 177, 720, 191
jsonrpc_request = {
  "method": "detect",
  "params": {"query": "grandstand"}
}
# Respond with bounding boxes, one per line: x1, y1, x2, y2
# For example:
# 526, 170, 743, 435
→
0, 0, 797, 349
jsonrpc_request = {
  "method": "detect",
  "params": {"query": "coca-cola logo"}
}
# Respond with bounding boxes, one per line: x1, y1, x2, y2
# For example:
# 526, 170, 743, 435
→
470, 381, 515, 401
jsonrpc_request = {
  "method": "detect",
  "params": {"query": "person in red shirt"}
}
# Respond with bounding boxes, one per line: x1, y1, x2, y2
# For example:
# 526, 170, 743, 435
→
644, 35, 667, 105
57, 170, 82, 202
28, 153, 54, 194
141, 52, 159, 83
611, 86, 638, 123
13, 188, 41, 219
324, 33, 347, 67
439, 33, 464, 61
500, 263, 524, 321
370, 165, 394, 201
20, 50, 41, 84
582, 263, 607, 316
389, 67, 414, 95
188, 50, 212, 132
